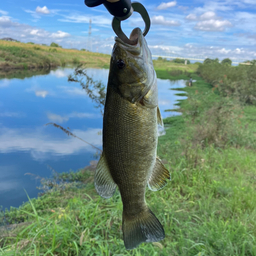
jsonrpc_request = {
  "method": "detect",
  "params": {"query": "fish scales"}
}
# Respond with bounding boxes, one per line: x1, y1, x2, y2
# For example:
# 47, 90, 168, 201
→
94, 27, 171, 250
104, 86, 157, 214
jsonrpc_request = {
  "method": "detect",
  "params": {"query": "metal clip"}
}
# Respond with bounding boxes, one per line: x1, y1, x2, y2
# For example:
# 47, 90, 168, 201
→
112, 2, 150, 45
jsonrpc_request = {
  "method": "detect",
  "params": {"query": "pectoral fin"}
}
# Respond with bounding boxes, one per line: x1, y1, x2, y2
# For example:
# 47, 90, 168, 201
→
157, 106, 163, 126
148, 157, 170, 191
95, 153, 117, 199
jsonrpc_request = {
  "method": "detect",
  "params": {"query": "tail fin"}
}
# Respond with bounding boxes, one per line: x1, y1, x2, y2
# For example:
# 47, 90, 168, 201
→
122, 207, 165, 250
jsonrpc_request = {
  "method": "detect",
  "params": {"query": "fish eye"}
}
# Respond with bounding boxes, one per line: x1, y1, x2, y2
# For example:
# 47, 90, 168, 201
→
116, 59, 125, 69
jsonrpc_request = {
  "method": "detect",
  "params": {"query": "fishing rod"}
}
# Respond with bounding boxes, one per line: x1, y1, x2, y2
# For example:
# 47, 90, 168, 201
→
84, 0, 150, 45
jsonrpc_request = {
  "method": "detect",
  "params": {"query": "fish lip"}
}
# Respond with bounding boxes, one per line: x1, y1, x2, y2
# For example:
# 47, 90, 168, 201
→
114, 28, 143, 54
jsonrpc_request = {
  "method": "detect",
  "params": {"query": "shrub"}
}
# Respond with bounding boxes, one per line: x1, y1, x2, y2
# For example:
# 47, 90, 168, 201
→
49, 48, 57, 53
169, 69, 183, 76
172, 58, 191, 64
221, 58, 232, 66
72, 57, 80, 64
197, 62, 256, 105
50, 42, 62, 48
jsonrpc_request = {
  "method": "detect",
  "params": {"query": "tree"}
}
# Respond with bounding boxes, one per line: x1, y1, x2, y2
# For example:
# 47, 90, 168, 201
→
221, 58, 232, 66
203, 58, 213, 64
50, 42, 62, 48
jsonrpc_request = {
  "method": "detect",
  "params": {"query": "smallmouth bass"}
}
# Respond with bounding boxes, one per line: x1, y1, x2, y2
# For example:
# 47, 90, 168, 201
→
95, 27, 170, 250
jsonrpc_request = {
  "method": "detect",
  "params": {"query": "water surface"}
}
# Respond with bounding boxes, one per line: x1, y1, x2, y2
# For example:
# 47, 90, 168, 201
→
0, 67, 186, 209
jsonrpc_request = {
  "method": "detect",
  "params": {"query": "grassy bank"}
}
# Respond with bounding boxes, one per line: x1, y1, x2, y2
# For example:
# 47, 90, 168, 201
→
1, 64, 256, 255
0, 41, 110, 70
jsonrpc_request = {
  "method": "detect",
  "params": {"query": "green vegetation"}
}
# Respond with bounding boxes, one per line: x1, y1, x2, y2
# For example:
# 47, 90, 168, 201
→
0, 67, 53, 79
0, 40, 110, 70
1, 60, 256, 255
203, 58, 220, 64
198, 62, 256, 105
50, 42, 62, 48
221, 58, 232, 66
153, 58, 198, 80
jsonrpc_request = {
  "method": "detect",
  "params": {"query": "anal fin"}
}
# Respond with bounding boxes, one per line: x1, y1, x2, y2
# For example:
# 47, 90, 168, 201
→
95, 153, 117, 199
148, 157, 170, 191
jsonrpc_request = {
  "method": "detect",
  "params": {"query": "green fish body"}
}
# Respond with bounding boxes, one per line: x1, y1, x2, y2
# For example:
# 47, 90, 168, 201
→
95, 28, 170, 250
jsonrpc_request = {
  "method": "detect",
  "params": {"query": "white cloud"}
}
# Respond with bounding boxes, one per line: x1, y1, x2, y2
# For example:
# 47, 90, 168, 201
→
200, 11, 216, 20
0, 16, 19, 28
157, 1, 177, 10
195, 19, 232, 31
0, 15, 70, 44
35, 90, 49, 98
244, 0, 256, 3
186, 14, 197, 20
0, 10, 8, 15
36, 6, 50, 14
150, 42, 256, 63
58, 14, 111, 27
217, 48, 231, 54
47, 113, 69, 123
186, 11, 217, 21
50, 30, 70, 38
151, 16, 180, 26
0, 112, 25, 117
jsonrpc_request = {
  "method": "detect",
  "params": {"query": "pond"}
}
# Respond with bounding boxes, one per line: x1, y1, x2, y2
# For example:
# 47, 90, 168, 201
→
0, 67, 187, 210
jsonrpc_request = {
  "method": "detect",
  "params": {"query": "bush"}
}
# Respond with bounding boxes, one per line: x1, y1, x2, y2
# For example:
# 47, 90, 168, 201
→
203, 58, 219, 64
33, 46, 41, 50
72, 57, 80, 64
197, 62, 256, 105
50, 42, 62, 48
169, 70, 183, 76
49, 48, 57, 53
221, 58, 232, 66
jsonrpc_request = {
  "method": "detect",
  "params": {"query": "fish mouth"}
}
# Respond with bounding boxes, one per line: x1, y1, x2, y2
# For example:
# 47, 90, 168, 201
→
115, 28, 143, 55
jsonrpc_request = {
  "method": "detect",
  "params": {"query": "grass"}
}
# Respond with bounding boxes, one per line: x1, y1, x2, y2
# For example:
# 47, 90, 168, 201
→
0, 40, 110, 70
1, 58, 256, 255
153, 59, 198, 80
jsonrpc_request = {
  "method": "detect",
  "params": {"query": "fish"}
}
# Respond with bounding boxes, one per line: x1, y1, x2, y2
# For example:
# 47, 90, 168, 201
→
94, 27, 170, 250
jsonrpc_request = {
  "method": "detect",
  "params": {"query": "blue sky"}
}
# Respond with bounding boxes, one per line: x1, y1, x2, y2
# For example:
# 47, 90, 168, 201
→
1, 0, 256, 61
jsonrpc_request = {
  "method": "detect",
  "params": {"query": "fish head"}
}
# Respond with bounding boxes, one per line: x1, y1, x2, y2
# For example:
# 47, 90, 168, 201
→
109, 27, 156, 104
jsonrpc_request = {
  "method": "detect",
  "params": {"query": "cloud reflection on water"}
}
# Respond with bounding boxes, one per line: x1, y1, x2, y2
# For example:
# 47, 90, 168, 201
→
35, 90, 49, 98
0, 127, 102, 160
0, 79, 10, 88
47, 111, 100, 123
